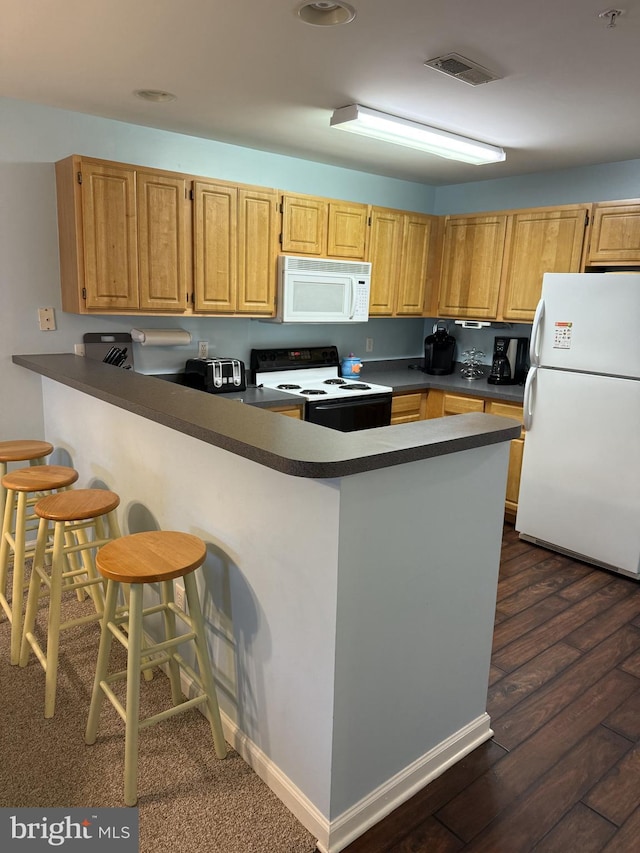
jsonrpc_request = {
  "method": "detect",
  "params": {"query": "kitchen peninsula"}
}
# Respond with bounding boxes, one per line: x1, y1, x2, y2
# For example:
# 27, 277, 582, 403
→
14, 353, 520, 853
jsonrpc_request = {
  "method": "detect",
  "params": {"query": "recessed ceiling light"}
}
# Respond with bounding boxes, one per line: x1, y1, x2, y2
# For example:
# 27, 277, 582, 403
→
296, 2, 356, 27
134, 89, 177, 103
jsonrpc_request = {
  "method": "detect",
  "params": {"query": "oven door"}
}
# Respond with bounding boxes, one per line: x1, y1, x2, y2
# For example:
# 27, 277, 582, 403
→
305, 394, 392, 432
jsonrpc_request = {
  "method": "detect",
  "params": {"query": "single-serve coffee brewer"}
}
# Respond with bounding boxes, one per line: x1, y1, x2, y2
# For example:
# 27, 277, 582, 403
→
424, 322, 456, 375
487, 336, 530, 385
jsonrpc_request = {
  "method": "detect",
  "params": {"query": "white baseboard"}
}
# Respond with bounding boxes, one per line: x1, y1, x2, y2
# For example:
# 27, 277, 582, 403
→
173, 662, 492, 853
318, 714, 493, 853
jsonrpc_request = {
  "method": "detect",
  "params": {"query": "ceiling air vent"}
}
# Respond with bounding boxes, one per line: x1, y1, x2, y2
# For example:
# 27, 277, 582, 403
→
424, 53, 501, 86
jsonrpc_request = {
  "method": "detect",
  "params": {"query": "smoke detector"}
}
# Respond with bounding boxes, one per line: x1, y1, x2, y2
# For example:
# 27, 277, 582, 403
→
424, 53, 501, 86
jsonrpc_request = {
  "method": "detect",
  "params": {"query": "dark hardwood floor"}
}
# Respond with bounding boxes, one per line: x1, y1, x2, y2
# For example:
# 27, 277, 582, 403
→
343, 524, 640, 852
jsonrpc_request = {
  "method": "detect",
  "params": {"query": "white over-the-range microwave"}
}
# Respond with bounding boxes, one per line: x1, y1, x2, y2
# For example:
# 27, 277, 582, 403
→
268, 255, 372, 323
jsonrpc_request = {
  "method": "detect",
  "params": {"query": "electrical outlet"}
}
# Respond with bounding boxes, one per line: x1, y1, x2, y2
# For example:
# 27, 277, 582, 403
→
175, 583, 186, 612
197, 341, 208, 359
365, 337, 374, 353
74, 343, 85, 356
38, 307, 56, 331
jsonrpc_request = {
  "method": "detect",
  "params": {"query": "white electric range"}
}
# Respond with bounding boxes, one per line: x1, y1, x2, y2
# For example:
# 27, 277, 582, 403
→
250, 346, 393, 432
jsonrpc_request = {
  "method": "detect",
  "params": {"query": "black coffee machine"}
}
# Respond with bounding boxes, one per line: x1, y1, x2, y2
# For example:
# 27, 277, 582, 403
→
424, 322, 456, 375
487, 336, 530, 385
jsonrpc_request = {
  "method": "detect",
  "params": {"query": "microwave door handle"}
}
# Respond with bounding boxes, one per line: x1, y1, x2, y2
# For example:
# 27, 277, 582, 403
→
349, 278, 356, 319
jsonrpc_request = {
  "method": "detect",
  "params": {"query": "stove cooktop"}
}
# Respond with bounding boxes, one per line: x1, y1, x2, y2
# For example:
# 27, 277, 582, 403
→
251, 346, 392, 401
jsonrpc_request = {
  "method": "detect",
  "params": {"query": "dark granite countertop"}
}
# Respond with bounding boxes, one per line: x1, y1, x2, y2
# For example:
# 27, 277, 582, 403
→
13, 354, 521, 479
361, 359, 526, 404
153, 360, 525, 406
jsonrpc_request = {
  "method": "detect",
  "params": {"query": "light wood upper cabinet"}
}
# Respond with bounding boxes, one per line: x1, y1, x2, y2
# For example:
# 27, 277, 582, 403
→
439, 214, 507, 319
56, 156, 188, 314
367, 207, 438, 316
396, 213, 434, 315
587, 200, 640, 264
280, 193, 368, 259
439, 205, 589, 322
193, 181, 237, 313
137, 171, 189, 312
500, 206, 589, 321
193, 182, 278, 315
368, 208, 403, 315
237, 188, 279, 313
280, 194, 327, 255
327, 202, 368, 258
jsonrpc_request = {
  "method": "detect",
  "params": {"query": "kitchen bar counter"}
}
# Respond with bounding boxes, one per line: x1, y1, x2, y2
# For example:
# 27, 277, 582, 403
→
13, 354, 521, 478
14, 350, 516, 853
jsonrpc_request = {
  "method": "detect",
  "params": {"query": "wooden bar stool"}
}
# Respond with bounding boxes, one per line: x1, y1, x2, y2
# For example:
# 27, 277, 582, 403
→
19, 489, 121, 718
0, 465, 78, 664
85, 530, 227, 806
0, 440, 53, 523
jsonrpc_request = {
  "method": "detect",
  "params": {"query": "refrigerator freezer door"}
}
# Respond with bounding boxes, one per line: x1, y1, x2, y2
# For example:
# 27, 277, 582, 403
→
516, 367, 640, 576
534, 273, 640, 378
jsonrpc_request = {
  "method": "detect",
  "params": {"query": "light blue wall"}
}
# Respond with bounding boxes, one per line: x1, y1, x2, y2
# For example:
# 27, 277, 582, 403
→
434, 159, 640, 215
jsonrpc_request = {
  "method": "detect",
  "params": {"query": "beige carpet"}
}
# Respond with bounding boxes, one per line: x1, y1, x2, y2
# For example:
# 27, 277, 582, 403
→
0, 569, 317, 853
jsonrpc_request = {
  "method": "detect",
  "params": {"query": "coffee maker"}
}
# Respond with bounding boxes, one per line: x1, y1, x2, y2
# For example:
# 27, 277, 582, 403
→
424, 322, 456, 375
487, 336, 530, 385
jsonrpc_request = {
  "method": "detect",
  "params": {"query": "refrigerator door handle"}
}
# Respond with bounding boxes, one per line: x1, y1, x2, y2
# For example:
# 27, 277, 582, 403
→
530, 298, 545, 366
523, 365, 537, 431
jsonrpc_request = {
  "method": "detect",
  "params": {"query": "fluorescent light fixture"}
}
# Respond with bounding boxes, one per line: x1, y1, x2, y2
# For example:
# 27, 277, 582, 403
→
330, 104, 506, 165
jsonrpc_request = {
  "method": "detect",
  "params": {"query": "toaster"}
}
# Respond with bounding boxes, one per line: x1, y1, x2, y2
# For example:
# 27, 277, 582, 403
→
184, 358, 246, 393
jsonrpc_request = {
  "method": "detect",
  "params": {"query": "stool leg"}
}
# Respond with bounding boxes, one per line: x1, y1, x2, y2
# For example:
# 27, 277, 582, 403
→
183, 572, 227, 759
19, 516, 50, 667
124, 583, 144, 807
0, 487, 14, 621
0, 461, 6, 529
85, 579, 119, 746
10, 492, 28, 665
161, 580, 183, 705
43, 520, 66, 718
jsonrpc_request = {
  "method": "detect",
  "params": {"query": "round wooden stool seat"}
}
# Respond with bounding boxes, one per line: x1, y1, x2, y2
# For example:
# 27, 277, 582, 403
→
96, 531, 207, 584
0, 440, 53, 464
35, 488, 120, 522
1, 465, 78, 493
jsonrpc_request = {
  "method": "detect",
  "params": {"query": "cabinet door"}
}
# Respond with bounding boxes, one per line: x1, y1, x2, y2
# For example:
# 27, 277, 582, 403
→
281, 194, 327, 255
424, 390, 485, 418
327, 202, 368, 259
501, 207, 588, 322
193, 181, 237, 313
588, 202, 640, 263
81, 162, 139, 310
367, 208, 403, 315
137, 171, 189, 312
439, 215, 507, 319
396, 214, 433, 315
237, 188, 279, 314
485, 400, 525, 521
390, 392, 427, 424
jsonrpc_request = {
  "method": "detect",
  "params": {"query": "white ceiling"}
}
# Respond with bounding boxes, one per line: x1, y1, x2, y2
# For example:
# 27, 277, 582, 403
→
2, 0, 639, 186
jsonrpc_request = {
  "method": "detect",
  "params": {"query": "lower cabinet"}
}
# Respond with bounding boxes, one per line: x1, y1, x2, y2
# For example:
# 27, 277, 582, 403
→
390, 391, 428, 424
484, 400, 525, 523
424, 390, 524, 521
267, 404, 303, 419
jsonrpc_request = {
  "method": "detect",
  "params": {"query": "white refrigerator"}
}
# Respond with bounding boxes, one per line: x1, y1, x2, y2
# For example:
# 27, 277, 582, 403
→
516, 273, 640, 578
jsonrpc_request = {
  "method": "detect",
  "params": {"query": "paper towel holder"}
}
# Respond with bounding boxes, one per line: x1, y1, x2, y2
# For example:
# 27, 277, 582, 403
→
130, 328, 192, 347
